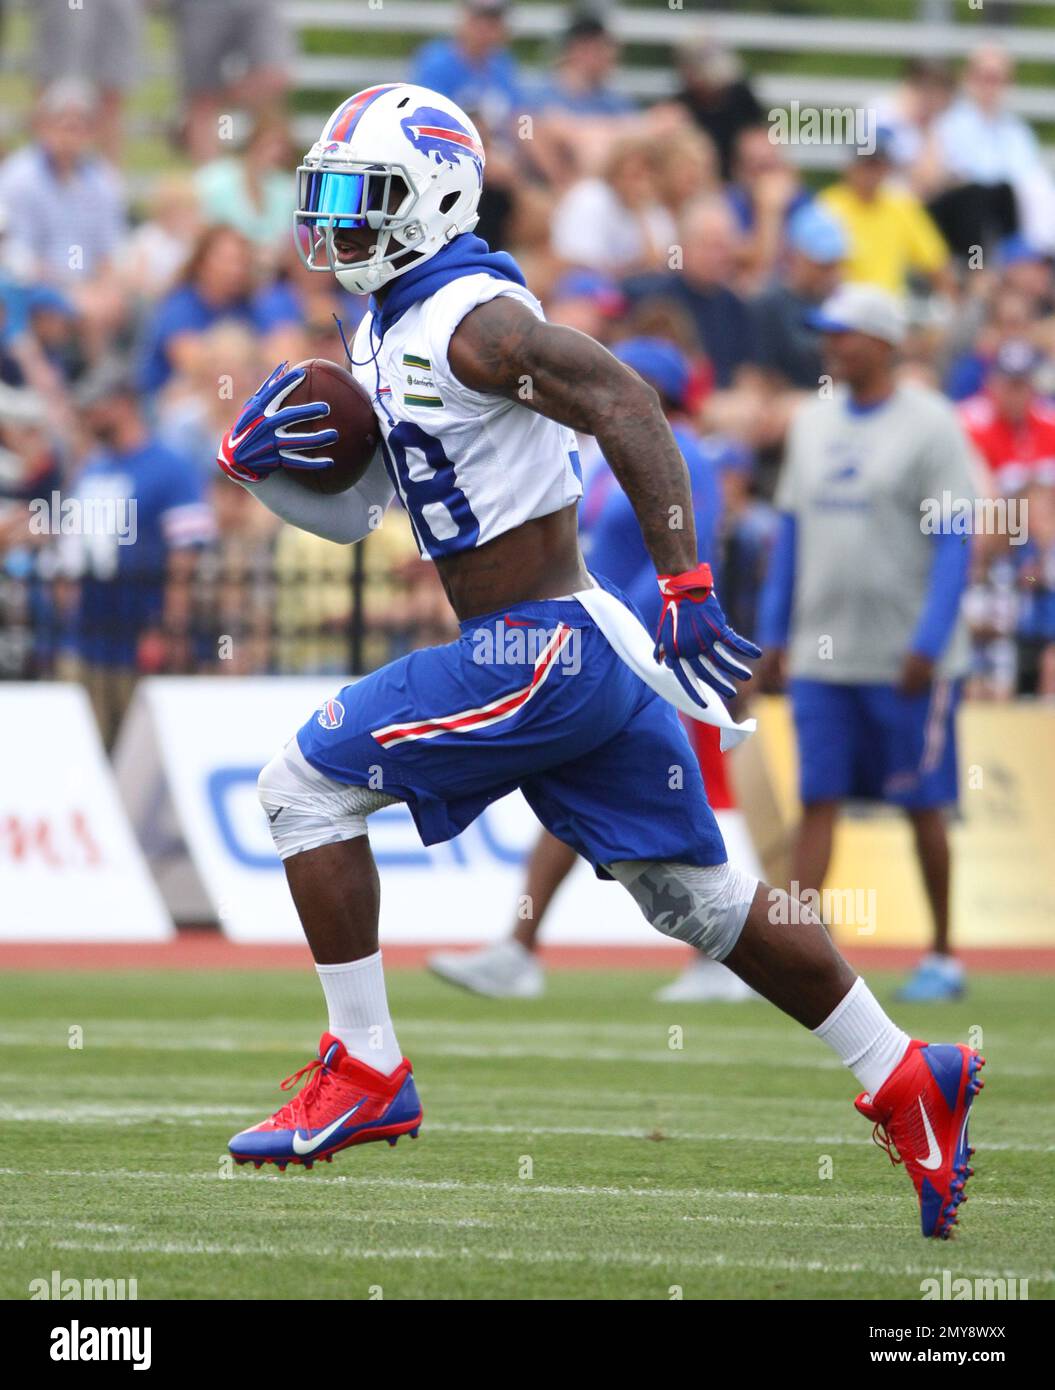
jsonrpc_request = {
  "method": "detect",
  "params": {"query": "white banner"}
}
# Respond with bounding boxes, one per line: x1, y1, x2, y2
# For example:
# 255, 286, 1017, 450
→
0, 683, 173, 941
115, 676, 761, 946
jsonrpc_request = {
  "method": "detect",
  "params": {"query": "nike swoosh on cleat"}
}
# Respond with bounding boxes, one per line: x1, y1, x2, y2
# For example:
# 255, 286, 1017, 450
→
917, 1096, 943, 1171
267, 808, 284, 823
291, 1098, 367, 1155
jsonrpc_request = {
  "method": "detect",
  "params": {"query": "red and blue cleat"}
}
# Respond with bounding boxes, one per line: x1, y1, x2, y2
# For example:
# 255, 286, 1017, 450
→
229, 1033, 422, 1170
855, 1040, 985, 1239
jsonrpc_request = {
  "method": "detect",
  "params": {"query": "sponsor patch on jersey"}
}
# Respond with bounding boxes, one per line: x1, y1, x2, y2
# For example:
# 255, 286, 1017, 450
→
316, 697, 345, 731
402, 355, 443, 408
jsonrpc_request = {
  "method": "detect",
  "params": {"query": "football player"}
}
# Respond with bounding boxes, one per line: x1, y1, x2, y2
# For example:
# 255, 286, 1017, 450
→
426, 336, 753, 1002
218, 85, 983, 1238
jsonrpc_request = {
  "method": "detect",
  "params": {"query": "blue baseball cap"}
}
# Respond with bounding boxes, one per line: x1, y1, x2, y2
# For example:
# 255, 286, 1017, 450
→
854, 125, 897, 162
25, 285, 76, 318
714, 440, 754, 475
612, 337, 691, 408
997, 235, 1049, 268
787, 202, 847, 265
549, 269, 626, 316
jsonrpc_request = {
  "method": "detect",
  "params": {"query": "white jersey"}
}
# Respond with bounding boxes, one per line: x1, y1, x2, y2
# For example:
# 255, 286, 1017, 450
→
349, 273, 583, 560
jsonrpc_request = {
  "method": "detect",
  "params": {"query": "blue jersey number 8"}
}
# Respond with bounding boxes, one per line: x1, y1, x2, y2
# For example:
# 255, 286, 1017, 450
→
381, 422, 480, 559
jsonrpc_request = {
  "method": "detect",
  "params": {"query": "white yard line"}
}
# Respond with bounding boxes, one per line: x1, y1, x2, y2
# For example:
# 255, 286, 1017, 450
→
0, 1031, 1048, 1077
5, 1016, 1050, 1044
0, 1218, 130, 1233
0, 1164, 1047, 1210
0, 1106, 1047, 1152
28, 1234, 1052, 1285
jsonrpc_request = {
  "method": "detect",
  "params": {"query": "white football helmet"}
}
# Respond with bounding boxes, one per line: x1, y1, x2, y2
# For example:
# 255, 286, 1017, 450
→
294, 83, 486, 295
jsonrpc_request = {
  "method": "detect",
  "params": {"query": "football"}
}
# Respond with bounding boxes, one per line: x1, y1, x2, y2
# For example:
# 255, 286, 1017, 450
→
281, 358, 380, 494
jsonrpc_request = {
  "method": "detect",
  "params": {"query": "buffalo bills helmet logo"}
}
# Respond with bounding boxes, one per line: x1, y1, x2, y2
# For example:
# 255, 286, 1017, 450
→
317, 697, 345, 731
401, 106, 484, 183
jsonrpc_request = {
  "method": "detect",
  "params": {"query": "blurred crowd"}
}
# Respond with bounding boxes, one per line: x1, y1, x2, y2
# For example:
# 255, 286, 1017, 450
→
1, 0, 1055, 744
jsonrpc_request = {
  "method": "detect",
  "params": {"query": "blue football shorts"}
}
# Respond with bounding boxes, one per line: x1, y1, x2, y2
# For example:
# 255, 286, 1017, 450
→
789, 676, 962, 810
296, 583, 727, 873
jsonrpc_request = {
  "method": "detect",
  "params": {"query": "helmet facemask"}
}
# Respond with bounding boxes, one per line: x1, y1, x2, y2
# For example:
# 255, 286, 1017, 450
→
294, 160, 425, 294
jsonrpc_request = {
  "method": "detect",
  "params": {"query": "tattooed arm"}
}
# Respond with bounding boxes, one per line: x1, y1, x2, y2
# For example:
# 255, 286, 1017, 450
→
447, 295, 698, 575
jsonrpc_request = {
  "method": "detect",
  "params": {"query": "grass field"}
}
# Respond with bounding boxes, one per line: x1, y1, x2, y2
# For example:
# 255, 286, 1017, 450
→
0, 967, 1051, 1301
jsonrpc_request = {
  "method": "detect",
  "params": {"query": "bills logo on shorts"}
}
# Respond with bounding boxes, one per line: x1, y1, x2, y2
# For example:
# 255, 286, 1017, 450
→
317, 697, 345, 731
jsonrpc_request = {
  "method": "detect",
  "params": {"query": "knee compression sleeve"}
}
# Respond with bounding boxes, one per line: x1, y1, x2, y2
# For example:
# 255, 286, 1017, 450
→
257, 739, 398, 860
607, 860, 759, 961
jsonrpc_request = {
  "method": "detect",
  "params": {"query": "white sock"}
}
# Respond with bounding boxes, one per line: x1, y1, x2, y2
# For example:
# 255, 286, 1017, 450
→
813, 978, 911, 1097
316, 951, 403, 1074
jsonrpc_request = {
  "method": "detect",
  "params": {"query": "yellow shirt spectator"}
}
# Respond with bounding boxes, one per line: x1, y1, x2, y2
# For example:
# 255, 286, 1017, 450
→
819, 180, 949, 293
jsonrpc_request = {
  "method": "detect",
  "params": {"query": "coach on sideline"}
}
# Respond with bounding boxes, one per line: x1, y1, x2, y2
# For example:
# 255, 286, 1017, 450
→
758, 285, 980, 1002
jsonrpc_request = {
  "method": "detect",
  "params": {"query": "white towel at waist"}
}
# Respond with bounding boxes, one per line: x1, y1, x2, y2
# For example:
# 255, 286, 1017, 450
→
573, 582, 756, 751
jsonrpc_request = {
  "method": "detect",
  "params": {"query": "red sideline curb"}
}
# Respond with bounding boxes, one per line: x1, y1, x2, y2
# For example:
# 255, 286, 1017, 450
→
0, 934, 1052, 972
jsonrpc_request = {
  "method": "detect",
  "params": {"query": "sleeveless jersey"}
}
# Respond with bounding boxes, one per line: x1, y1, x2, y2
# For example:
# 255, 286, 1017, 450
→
349, 273, 583, 560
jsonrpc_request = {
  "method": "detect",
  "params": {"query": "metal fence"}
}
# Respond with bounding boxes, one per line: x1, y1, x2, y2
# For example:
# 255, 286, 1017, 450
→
0, 528, 458, 682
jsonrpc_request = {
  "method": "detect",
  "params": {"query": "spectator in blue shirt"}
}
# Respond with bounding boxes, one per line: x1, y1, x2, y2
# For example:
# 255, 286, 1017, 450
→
138, 224, 301, 394
0, 79, 129, 354
63, 360, 215, 742
713, 440, 777, 644
528, 13, 641, 188
726, 125, 813, 286
0, 79, 127, 287
532, 15, 635, 119
750, 202, 846, 391
583, 338, 722, 626
410, 0, 520, 134
1014, 478, 1055, 696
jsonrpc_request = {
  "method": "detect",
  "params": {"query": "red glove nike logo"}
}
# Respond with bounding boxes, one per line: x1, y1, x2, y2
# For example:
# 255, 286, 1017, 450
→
217, 416, 265, 482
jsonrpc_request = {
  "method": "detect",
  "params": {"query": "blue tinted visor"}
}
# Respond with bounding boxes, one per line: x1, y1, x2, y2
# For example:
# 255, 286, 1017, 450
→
302, 169, 367, 229
294, 161, 416, 274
